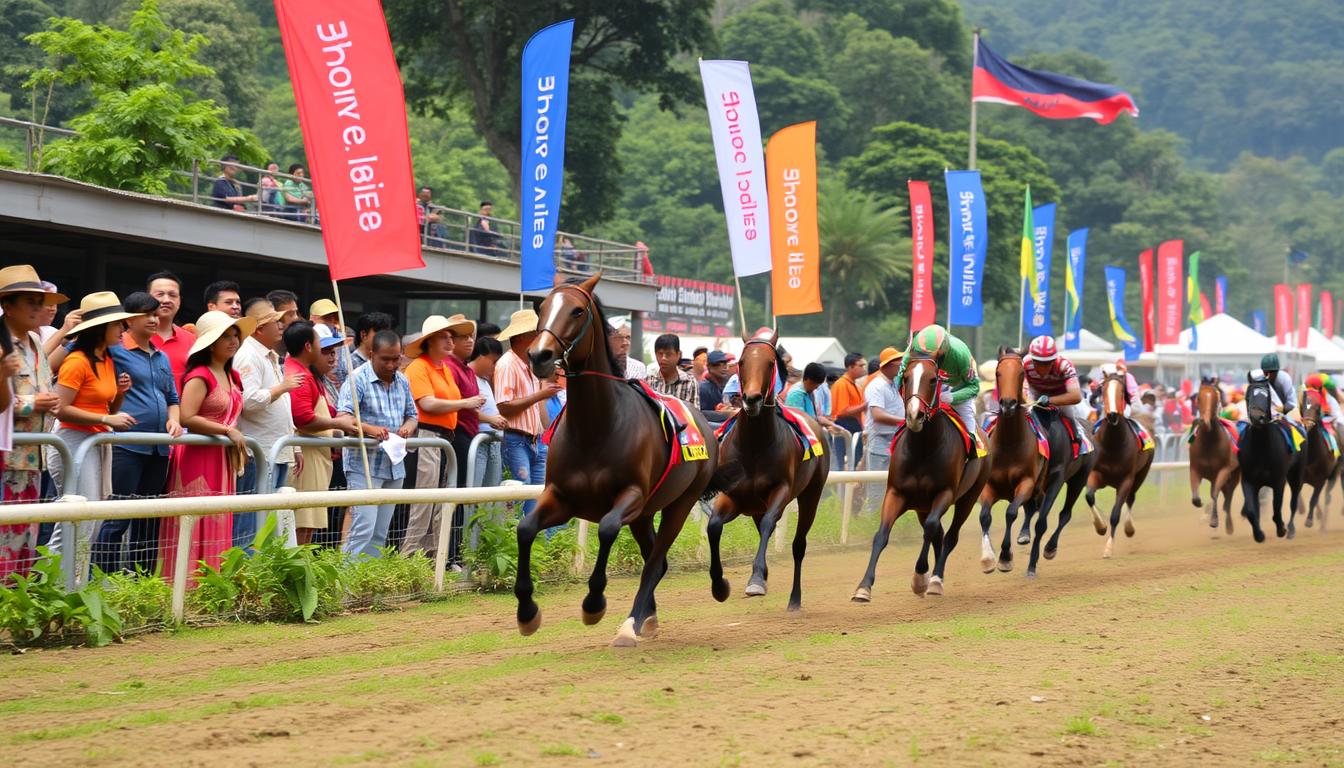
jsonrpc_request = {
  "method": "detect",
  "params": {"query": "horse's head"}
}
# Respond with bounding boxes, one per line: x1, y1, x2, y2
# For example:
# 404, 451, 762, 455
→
1100, 367, 1127, 425
995, 346, 1025, 417
738, 327, 780, 417
1197, 376, 1222, 428
902, 356, 940, 432
529, 272, 607, 379
1245, 373, 1274, 426
1301, 389, 1323, 430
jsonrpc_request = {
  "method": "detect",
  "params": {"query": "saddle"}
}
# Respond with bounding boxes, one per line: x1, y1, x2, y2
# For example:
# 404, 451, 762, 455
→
983, 411, 1049, 459
1234, 419, 1303, 454
890, 404, 987, 459
1093, 416, 1155, 453
713, 406, 826, 461
543, 379, 710, 464
1185, 418, 1241, 454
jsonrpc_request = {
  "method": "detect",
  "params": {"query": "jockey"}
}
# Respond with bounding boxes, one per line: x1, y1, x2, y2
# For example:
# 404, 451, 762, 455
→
1258, 353, 1298, 417
898, 324, 979, 439
1024, 335, 1091, 453
1306, 373, 1343, 422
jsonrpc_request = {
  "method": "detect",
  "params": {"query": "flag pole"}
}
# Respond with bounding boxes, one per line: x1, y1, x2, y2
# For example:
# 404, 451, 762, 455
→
1017, 277, 1026, 350
943, 166, 952, 330
733, 274, 748, 334
968, 28, 981, 172
331, 279, 372, 485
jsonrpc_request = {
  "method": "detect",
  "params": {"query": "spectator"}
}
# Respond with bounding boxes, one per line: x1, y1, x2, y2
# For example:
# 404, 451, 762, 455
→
147, 271, 197, 384
556, 235, 583, 272
284, 321, 356, 545
830, 352, 867, 470
863, 347, 906, 476
204, 280, 243, 319
45, 293, 142, 565
1132, 390, 1158, 435
0, 266, 65, 578
40, 280, 82, 367
692, 347, 709, 380
609, 320, 646, 380
282, 163, 314, 221
211, 155, 258, 212
309, 298, 340, 332
415, 187, 447, 247
468, 200, 505, 256
542, 370, 566, 430
0, 329, 15, 565
469, 336, 508, 488
309, 299, 350, 388
699, 350, 732, 423
645, 333, 699, 407
443, 314, 493, 561
258, 162, 283, 215
495, 309, 560, 517
232, 298, 302, 548
267, 289, 301, 333
784, 363, 837, 431
157, 311, 254, 583
402, 315, 484, 558
351, 312, 394, 370
476, 322, 502, 340
338, 330, 418, 557
721, 373, 742, 412
98, 292, 182, 575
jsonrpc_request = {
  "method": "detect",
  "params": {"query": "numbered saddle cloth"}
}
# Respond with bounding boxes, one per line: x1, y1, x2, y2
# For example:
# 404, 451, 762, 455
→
891, 404, 986, 459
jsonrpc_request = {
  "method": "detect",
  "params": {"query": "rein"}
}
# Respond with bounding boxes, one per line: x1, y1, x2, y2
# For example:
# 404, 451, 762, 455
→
539, 283, 624, 382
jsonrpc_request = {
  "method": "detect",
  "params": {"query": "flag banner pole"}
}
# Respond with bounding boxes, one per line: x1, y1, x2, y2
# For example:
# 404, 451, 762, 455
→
1017, 278, 1026, 349
331, 280, 372, 484
968, 29, 980, 170
733, 274, 748, 333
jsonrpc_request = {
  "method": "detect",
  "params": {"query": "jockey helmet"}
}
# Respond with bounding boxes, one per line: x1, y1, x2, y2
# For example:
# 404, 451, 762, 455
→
1027, 335, 1058, 363
913, 324, 949, 356
1307, 372, 1324, 389
1260, 353, 1280, 372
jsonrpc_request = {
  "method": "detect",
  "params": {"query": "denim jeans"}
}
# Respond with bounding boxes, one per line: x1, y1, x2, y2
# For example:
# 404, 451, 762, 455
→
502, 433, 546, 516
94, 448, 169, 575
233, 462, 288, 549
342, 466, 403, 557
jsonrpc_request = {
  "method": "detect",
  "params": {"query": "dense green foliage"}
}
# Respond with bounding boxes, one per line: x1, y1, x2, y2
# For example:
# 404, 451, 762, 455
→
0, 549, 123, 647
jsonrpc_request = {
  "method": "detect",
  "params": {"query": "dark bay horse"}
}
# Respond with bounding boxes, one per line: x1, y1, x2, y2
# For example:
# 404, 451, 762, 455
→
1188, 378, 1240, 534
708, 329, 829, 611
1237, 376, 1303, 542
524, 273, 717, 647
1295, 392, 1334, 534
852, 355, 987, 601
1085, 368, 1154, 559
1024, 404, 1096, 576
977, 348, 1047, 573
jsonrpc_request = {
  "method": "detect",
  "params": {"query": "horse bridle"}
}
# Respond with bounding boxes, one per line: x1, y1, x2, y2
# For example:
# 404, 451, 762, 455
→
741, 338, 779, 408
537, 283, 621, 381
996, 351, 1024, 402
904, 357, 943, 413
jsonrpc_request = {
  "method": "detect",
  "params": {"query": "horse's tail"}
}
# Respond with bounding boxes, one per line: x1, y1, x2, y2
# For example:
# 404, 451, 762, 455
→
704, 459, 744, 501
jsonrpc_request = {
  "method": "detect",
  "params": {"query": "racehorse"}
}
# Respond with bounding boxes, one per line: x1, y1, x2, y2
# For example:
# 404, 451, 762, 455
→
976, 348, 1047, 574
1024, 404, 1096, 576
708, 329, 830, 611
524, 273, 717, 647
852, 354, 988, 601
1295, 391, 1334, 534
1187, 377, 1240, 533
1085, 367, 1154, 558
1236, 375, 1303, 542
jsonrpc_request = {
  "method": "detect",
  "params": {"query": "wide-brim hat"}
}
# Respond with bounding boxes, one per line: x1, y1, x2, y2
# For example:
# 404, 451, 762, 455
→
244, 300, 282, 327
406, 313, 475, 357
0, 265, 68, 304
188, 310, 257, 356
65, 291, 146, 336
497, 308, 540, 341
309, 298, 339, 318
878, 346, 904, 368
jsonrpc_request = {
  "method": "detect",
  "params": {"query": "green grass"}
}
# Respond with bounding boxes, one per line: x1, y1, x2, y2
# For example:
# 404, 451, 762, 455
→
1063, 715, 1098, 736
591, 712, 624, 725
539, 744, 583, 757
474, 754, 500, 766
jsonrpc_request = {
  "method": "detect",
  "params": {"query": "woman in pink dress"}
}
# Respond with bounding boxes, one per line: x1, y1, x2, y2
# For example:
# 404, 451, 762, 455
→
159, 311, 256, 583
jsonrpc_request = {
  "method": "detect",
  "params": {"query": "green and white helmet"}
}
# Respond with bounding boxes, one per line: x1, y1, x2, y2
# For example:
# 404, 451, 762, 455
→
912, 324, 950, 356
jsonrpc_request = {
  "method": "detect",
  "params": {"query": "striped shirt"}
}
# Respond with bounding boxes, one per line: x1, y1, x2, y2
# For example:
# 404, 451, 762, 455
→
495, 349, 543, 436
337, 362, 418, 480
645, 367, 700, 408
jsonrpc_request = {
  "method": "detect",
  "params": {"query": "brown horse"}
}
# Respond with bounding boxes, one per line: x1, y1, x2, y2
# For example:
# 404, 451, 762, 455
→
1295, 391, 1335, 534
976, 348, 1047, 573
1188, 377, 1240, 533
852, 355, 988, 601
708, 329, 830, 611
524, 273, 717, 647
1085, 368, 1154, 558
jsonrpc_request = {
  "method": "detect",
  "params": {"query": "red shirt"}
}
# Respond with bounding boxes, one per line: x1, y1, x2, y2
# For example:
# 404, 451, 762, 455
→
150, 324, 197, 386
285, 356, 329, 427
445, 354, 480, 437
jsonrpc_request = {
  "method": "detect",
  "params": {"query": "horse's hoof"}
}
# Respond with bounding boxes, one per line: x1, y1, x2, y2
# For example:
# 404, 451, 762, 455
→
926, 576, 944, 596
786, 602, 802, 613
1304, 516, 1313, 528
744, 579, 767, 597
611, 617, 639, 648
851, 586, 872, 603
1277, 523, 1288, 538
1103, 538, 1114, 559
581, 607, 605, 626
518, 610, 542, 637
1091, 507, 1107, 535
997, 557, 1013, 573
1025, 569, 1039, 580
1287, 525, 1296, 540
638, 614, 659, 638
911, 572, 929, 597
1192, 496, 1203, 508
1254, 529, 1266, 543
979, 552, 996, 574
1208, 513, 1218, 528
711, 578, 731, 603
1124, 519, 1136, 538
1043, 546, 1057, 560
1016, 533, 1031, 546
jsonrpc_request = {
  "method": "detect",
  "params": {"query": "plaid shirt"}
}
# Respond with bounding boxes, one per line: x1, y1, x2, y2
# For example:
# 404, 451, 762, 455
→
645, 367, 700, 409
337, 362, 418, 480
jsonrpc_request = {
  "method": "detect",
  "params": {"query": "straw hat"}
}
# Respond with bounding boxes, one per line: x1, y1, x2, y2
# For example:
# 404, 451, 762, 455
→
0, 265, 68, 304
497, 308, 540, 341
65, 291, 147, 336
244, 299, 282, 326
309, 298, 339, 318
188, 310, 257, 356
406, 314, 476, 357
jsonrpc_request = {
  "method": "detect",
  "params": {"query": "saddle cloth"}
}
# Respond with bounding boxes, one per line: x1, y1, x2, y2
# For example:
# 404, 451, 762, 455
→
542, 379, 710, 467
1093, 417, 1155, 452
1185, 418, 1241, 455
891, 404, 987, 459
713, 405, 826, 461
1234, 419, 1307, 454
983, 411, 1050, 459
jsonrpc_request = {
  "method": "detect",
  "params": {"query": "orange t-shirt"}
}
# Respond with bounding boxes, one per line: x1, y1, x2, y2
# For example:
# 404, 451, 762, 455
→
57, 350, 118, 432
405, 355, 461, 430
830, 375, 865, 426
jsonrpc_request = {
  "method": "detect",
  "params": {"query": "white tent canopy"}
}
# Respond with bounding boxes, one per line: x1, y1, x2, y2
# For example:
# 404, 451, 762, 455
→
642, 334, 849, 370
1144, 314, 1279, 382
1053, 328, 1117, 366
1301, 328, 1344, 371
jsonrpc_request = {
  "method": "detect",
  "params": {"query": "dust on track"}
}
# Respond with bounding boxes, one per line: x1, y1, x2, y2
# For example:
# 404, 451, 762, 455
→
4, 496, 1343, 767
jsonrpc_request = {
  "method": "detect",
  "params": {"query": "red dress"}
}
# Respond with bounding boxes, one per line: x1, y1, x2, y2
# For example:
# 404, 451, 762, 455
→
159, 366, 243, 584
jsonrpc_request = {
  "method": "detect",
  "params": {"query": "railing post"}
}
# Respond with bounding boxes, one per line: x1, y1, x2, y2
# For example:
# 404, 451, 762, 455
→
191, 159, 200, 204
840, 431, 862, 545
433, 503, 456, 592
171, 514, 195, 624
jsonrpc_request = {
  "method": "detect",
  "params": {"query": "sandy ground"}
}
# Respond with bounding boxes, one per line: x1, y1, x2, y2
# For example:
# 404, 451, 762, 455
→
3, 490, 1343, 767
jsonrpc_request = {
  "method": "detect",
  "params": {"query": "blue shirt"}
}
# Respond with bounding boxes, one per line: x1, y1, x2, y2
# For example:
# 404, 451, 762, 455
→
108, 336, 180, 456
337, 362, 418, 480
784, 385, 818, 418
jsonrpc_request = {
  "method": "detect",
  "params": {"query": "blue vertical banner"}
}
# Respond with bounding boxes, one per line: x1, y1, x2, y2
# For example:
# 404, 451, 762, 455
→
1063, 228, 1087, 350
1104, 265, 1141, 361
1251, 310, 1266, 335
519, 19, 574, 292
945, 170, 988, 326
1023, 202, 1056, 337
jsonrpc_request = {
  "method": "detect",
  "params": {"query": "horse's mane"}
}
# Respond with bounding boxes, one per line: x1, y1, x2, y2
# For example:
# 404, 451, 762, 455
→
998, 345, 1023, 358
563, 278, 624, 374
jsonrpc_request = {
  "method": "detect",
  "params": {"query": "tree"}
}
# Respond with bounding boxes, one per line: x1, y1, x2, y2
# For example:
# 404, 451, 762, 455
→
25, 0, 263, 193
155, 0, 264, 126
816, 178, 907, 344
382, 0, 714, 231
799, 0, 970, 73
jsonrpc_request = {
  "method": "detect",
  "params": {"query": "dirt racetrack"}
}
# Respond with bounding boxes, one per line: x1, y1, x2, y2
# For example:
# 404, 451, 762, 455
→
4, 491, 1344, 767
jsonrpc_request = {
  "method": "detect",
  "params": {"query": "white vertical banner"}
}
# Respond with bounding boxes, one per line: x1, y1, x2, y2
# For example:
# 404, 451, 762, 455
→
699, 59, 772, 277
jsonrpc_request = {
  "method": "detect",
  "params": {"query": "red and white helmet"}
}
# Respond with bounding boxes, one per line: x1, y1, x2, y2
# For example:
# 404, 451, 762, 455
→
1028, 335, 1058, 363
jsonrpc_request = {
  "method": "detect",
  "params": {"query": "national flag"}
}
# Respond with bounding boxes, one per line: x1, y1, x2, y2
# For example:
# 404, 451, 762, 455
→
973, 38, 1138, 124
1020, 186, 1037, 307
1187, 250, 1202, 350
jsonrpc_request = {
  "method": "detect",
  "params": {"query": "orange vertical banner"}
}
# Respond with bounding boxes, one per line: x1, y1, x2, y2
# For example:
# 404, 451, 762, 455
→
766, 121, 821, 316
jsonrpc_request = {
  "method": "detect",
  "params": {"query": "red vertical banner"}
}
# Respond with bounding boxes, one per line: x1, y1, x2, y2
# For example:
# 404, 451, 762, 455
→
1325, 291, 1337, 339
1296, 284, 1312, 348
274, 0, 423, 281
1273, 284, 1292, 345
1155, 239, 1183, 345
908, 180, 935, 330
1138, 248, 1155, 351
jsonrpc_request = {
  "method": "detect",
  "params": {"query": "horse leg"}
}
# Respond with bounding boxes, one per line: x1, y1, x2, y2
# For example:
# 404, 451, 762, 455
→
1222, 469, 1239, 535
1104, 479, 1132, 559
933, 490, 977, 591
1027, 470, 1065, 577
1190, 466, 1204, 511
1240, 477, 1266, 543
1271, 480, 1288, 539
787, 481, 822, 612
1045, 466, 1087, 561
515, 489, 565, 636
1209, 465, 1231, 531
707, 495, 741, 603
614, 500, 690, 648
1086, 472, 1107, 535
852, 489, 906, 602
747, 485, 792, 597
918, 491, 954, 596
1016, 496, 1035, 546
977, 496, 997, 573
628, 515, 664, 636
581, 488, 644, 626
999, 479, 1033, 572
1304, 482, 1323, 533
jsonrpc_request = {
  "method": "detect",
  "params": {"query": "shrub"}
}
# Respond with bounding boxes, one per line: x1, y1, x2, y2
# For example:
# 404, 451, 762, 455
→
189, 513, 339, 622
0, 549, 123, 647
102, 569, 173, 629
